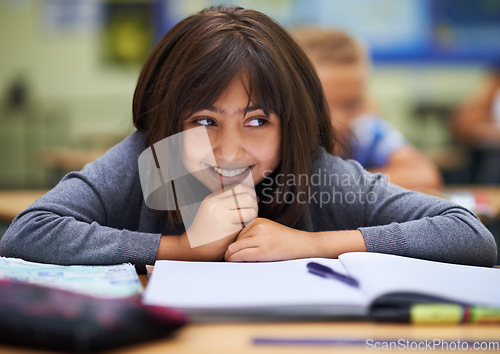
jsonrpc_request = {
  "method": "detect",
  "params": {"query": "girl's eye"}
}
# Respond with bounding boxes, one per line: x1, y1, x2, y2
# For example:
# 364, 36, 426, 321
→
194, 118, 216, 126
245, 117, 268, 127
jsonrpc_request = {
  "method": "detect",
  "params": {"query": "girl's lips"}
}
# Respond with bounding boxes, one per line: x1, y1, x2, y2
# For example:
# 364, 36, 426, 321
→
211, 165, 249, 177
205, 164, 254, 185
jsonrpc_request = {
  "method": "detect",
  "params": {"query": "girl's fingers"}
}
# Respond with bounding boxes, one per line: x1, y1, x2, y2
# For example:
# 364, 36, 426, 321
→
230, 192, 258, 209
227, 185, 257, 201
215, 183, 254, 198
229, 183, 256, 195
225, 234, 257, 257
208, 191, 256, 212
218, 191, 258, 215
233, 218, 258, 238
209, 183, 254, 199
227, 207, 257, 225
237, 207, 258, 224
225, 244, 260, 262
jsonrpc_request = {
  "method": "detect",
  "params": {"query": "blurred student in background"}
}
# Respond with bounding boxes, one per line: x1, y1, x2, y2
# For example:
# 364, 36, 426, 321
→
294, 28, 442, 191
453, 59, 500, 184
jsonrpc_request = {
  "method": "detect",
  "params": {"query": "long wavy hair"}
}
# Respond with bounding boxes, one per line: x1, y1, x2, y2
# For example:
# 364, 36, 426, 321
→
133, 5, 336, 227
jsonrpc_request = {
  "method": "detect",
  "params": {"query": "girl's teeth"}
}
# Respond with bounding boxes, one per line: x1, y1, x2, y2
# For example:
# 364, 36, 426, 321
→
214, 166, 248, 177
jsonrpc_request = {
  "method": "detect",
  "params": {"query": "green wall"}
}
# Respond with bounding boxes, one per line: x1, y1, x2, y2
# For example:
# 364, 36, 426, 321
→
0, 1, 137, 187
0, 1, 488, 188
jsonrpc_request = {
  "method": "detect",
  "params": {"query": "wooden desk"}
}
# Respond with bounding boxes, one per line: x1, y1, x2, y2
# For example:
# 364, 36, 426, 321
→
40, 149, 106, 186
112, 322, 500, 354
2, 319, 498, 354
1, 280, 499, 353
2, 186, 499, 223
1, 186, 500, 352
114, 275, 500, 353
451, 186, 500, 212
0, 190, 48, 223
414, 186, 500, 222
444, 185, 500, 223
40, 149, 105, 171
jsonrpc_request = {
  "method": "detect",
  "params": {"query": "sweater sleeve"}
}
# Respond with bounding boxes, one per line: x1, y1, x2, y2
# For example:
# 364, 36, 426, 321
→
360, 172, 497, 267
313, 151, 498, 267
0, 131, 162, 266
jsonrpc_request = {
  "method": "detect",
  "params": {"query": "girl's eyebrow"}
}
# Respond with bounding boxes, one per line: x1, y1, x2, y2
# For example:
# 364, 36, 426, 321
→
201, 105, 265, 115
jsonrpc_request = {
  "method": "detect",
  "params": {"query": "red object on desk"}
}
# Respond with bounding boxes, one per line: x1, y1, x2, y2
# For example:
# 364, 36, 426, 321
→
0, 279, 187, 352
474, 190, 497, 217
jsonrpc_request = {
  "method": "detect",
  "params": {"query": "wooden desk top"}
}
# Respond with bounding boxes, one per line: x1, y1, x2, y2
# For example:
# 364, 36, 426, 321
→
0, 190, 48, 223
3, 185, 499, 224
1, 279, 499, 353
112, 322, 500, 354
1, 186, 499, 353
445, 185, 500, 208
2, 320, 498, 354
406, 185, 500, 223
112, 275, 500, 354
40, 149, 105, 171
444, 185, 500, 223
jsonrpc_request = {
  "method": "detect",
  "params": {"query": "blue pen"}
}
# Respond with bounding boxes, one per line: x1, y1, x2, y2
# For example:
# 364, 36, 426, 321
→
307, 262, 359, 288
253, 337, 368, 346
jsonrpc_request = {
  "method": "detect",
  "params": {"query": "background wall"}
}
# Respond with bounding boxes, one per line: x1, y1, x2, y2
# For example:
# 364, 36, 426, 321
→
0, 0, 497, 188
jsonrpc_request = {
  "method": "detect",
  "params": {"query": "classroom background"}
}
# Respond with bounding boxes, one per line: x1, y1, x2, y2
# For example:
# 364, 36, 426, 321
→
1, 0, 500, 244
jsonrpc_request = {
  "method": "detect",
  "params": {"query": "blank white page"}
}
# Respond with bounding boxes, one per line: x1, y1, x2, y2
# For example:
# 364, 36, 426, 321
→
143, 258, 368, 313
339, 252, 500, 307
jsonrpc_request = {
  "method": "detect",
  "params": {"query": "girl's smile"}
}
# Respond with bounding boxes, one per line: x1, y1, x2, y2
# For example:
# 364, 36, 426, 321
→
206, 163, 250, 177
182, 74, 282, 191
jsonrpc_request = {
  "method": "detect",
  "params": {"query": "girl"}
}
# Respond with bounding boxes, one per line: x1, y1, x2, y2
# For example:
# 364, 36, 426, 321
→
0, 6, 496, 267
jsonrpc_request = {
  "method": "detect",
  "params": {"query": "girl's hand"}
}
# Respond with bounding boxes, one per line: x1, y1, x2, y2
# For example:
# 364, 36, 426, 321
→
224, 218, 316, 262
224, 218, 367, 262
184, 184, 258, 261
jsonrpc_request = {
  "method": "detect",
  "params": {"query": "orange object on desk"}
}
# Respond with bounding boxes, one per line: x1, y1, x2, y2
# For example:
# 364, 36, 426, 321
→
0, 190, 48, 223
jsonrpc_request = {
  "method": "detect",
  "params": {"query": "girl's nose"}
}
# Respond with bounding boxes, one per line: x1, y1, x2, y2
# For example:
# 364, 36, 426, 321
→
213, 128, 244, 162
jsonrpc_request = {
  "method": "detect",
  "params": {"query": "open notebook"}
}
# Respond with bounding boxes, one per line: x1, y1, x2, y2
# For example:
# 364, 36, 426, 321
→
142, 252, 500, 321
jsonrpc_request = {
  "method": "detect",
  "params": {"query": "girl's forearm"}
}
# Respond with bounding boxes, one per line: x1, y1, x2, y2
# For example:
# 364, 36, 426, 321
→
155, 235, 190, 260
155, 232, 237, 261
308, 230, 367, 258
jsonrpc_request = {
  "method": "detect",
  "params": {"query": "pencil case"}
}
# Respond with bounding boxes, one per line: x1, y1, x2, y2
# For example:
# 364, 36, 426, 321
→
0, 279, 187, 352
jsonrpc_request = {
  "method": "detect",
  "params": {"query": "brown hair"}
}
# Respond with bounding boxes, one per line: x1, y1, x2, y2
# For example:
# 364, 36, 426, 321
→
133, 5, 335, 227
293, 28, 366, 67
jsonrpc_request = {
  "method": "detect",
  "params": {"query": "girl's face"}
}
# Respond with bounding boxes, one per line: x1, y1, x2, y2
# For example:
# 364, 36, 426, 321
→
181, 74, 282, 192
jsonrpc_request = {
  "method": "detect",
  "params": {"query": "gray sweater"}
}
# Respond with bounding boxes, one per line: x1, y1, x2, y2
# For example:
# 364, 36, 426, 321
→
0, 131, 497, 266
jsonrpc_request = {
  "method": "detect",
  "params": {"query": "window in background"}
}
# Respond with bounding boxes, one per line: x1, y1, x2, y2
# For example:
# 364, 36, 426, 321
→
156, 0, 500, 65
